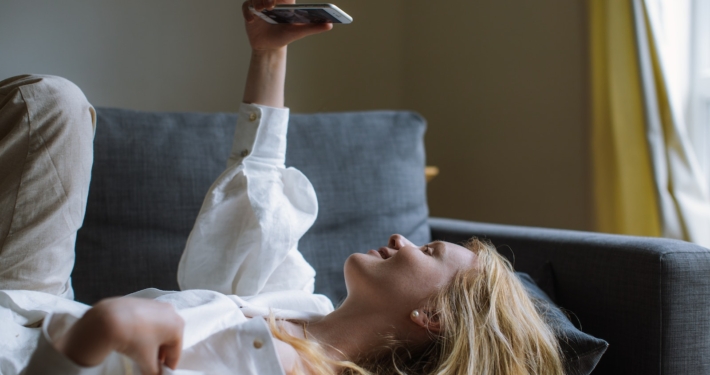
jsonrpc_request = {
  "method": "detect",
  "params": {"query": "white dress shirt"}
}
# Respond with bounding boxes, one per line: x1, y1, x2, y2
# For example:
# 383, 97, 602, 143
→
0, 103, 335, 375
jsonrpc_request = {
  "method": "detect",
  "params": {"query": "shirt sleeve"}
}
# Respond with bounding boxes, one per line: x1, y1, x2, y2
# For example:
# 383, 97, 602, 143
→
177, 103, 319, 297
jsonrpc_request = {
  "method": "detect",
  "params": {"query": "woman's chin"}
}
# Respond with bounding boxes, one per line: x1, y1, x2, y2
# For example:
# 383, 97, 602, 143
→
345, 252, 380, 268
344, 252, 366, 270
343, 255, 386, 303
343, 252, 378, 283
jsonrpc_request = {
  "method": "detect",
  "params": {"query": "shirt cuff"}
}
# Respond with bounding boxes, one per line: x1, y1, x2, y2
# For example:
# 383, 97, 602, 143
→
228, 103, 290, 168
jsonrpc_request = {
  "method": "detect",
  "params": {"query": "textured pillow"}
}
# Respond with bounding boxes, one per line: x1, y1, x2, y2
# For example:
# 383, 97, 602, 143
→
74, 108, 430, 304
518, 272, 609, 375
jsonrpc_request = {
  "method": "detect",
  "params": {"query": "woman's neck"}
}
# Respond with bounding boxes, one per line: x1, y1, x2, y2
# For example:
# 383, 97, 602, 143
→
304, 299, 397, 366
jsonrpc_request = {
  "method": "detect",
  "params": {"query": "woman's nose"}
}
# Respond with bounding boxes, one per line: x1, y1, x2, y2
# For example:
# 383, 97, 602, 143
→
388, 234, 414, 249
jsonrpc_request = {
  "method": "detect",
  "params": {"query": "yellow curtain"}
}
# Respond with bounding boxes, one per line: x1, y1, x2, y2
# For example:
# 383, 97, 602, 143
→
589, 0, 662, 236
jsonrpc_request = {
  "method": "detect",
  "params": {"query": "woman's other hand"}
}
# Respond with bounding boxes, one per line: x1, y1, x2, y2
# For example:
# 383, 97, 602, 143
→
56, 297, 184, 375
242, 0, 333, 52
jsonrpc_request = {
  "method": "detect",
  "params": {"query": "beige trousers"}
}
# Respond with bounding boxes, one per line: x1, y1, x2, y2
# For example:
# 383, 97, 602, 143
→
0, 75, 96, 299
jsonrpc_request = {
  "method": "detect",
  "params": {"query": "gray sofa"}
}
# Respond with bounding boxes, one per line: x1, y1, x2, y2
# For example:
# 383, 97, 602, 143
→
73, 107, 710, 375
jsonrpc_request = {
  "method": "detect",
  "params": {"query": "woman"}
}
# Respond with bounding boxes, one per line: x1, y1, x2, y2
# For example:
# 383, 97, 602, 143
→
0, 1, 564, 374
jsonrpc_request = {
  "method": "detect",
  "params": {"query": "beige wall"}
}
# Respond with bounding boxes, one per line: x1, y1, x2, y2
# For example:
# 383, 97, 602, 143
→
0, 0, 405, 113
286, 0, 405, 112
404, 0, 592, 230
1, 1, 249, 112
0, 0, 592, 230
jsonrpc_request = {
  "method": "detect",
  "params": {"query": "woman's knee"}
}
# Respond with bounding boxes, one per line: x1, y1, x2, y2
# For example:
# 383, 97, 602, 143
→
1, 74, 84, 98
0, 74, 45, 95
0, 74, 96, 134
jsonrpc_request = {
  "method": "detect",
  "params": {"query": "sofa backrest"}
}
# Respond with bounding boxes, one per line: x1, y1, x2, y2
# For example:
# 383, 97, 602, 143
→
73, 108, 430, 304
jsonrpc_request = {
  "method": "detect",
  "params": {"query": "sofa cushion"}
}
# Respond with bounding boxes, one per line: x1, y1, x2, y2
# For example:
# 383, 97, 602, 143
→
73, 108, 430, 304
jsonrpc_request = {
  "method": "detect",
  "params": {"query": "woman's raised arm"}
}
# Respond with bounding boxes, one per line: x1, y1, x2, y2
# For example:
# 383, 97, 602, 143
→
178, 1, 332, 297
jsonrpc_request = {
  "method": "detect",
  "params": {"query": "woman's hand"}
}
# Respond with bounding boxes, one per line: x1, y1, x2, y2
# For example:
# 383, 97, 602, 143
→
242, 0, 333, 52
56, 297, 184, 375
241, 0, 333, 107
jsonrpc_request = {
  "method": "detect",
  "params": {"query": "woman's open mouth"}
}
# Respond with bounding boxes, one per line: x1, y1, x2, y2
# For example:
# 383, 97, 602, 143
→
367, 247, 393, 259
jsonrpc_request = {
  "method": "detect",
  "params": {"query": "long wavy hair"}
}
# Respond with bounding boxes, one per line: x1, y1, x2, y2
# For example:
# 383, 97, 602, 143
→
269, 238, 564, 375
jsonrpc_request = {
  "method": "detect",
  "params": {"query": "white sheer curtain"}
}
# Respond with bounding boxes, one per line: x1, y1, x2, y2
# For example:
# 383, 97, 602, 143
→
634, 0, 710, 247
689, 1, 710, 183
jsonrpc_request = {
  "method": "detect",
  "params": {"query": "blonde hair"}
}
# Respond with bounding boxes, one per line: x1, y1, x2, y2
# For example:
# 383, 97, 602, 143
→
270, 238, 564, 375
268, 316, 370, 374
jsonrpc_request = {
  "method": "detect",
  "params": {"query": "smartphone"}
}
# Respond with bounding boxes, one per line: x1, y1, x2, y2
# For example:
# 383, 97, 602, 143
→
250, 4, 353, 24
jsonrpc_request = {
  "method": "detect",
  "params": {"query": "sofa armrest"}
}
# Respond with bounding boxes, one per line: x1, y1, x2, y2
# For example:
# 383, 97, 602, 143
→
429, 217, 710, 375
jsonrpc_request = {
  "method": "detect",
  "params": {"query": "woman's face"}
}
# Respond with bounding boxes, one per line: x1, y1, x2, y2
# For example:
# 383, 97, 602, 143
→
344, 234, 477, 312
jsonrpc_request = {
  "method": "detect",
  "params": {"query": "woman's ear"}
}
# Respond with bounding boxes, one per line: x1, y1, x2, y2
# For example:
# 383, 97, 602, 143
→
410, 309, 441, 334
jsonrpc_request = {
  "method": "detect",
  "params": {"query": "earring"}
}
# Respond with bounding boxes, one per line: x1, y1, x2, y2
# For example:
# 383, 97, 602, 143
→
410, 310, 420, 319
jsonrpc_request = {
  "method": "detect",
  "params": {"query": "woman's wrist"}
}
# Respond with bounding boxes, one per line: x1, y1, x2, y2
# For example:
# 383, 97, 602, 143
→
251, 46, 287, 59
55, 298, 185, 373
55, 305, 118, 367
250, 47, 287, 79
243, 47, 288, 108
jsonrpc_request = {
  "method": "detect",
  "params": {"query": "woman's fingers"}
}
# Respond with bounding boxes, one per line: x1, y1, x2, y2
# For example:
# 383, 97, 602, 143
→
159, 316, 184, 370
161, 341, 182, 370
136, 347, 161, 375
251, 0, 275, 14
242, 1, 256, 23
287, 23, 333, 40
253, 0, 266, 12
156, 305, 184, 370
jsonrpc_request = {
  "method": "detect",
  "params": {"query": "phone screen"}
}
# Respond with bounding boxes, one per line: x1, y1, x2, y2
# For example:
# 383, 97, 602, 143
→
261, 8, 343, 23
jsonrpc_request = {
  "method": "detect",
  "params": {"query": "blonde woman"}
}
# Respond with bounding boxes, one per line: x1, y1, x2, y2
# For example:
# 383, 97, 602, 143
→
0, 1, 564, 374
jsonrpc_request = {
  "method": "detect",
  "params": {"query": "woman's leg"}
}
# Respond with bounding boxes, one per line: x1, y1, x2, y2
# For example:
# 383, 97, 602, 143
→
0, 75, 96, 298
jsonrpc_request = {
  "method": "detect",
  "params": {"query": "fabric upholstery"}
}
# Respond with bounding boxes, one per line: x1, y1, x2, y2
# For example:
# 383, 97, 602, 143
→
430, 217, 710, 375
73, 108, 430, 304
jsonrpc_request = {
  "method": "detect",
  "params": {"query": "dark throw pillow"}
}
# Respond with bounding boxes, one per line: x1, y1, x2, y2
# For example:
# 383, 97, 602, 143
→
517, 272, 609, 375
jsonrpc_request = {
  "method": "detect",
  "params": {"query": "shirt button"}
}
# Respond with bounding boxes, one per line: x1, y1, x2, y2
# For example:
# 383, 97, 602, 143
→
253, 339, 263, 349
249, 112, 258, 122
241, 149, 250, 157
